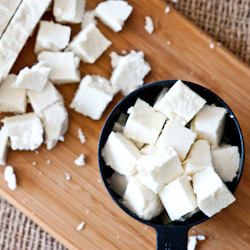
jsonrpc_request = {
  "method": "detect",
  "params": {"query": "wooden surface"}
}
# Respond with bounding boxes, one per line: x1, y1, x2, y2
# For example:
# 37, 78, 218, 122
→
0, 0, 250, 249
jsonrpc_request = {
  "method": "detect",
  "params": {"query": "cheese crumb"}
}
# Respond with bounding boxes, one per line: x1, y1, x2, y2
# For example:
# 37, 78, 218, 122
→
65, 173, 71, 180
145, 16, 154, 34
4, 166, 17, 190
35, 150, 39, 154
74, 153, 85, 166
47, 160, 51, 164
78, 128, 86, 144
210, 43, 215, 49
165, 6, 170, 13
188, 236, 197, 250
197, 235, 206, 241
76, 221, 85, 231
32, 162, 36, 166
167, 41, 171, 45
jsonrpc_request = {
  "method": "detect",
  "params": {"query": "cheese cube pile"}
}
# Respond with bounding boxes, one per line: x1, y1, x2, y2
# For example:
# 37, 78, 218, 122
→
102, 80, 240, 222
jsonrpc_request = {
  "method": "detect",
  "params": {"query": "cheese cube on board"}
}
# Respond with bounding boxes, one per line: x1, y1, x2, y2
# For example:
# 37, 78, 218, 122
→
191, 104, 227, 147
70, 75, 114, 120
66, 23, 111, 64
2, 113, 44, 151
159, 175, 198, 221
34, 21, 71, 54
137, 147, 184, 194
211, 145, 240, 182
156, 120, 197, 161
38, 51, 80, 84
53, 0, 85, 24
40, 102, 69, 150
13, 61, 51, 91
122, 176, 164, 220
102, 132, 142, 176
124, 98, 166, 144
183, 139, 213, 175
0, 74, 27, 113
155, 80, 206, 126
27, 81, 63, 113
0, 128, 9, 165
4, 166, 17, 190
95, 0, 133, 32
110, 50, 151, 96
192, 166, 236, 217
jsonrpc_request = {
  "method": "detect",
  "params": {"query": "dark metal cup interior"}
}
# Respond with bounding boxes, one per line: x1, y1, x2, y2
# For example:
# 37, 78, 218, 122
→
98, 80, 245, 250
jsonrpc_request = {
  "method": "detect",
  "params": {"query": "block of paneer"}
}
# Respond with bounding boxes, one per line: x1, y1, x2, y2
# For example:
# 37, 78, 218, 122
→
123, 98, 166, 144
12, 61, 51, 91
34, 21, 71, 54
159, 175, 198, 221
70, 75, 114, 120
66, 23, 111, 64
0, 74, 27, 113
155, 80, 206, 126
211, 145, 240, 182
191, 104, 227, 147
40, 102, 68, 150
122, 176, 164, 220
192, 166, 236, 217
108, 171, 132, 197
53, 0, 85, 23
95, 0, 133, 32
27, 81, 63, 113
183, 139, 213, 175
0, 128, 9, 165
137, 147, 184, 193
156, 120, 197, 161
2, 113, 44, 151
102, 131, 142, 176
110, 50, 151, 95
38, 51, 80, 84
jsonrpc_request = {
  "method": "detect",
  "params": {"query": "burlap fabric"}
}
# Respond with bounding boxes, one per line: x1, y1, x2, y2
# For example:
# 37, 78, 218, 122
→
1, 1, 250, 249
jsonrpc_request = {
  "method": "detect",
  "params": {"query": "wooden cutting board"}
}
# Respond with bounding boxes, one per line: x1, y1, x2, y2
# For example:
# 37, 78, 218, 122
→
1, 0, 250, 249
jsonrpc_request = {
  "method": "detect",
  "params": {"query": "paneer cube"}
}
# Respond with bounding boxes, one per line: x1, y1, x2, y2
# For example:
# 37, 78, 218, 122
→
191, 104, 227, 147
122, 176, 164, 220
0, 128, 9, 165
70, 75, 114, 120
34, 21, 71, 54
124, 98, 166, 144
102, 132, 142, 176
66, 23, 111, 63
156, 120, 197, 161
155, 80, 206, 126
192, 166, 236, 217
38, 51, 80, 84
159, 175, 198, 221
95, 0, 133, 32
137, 147, 184, 193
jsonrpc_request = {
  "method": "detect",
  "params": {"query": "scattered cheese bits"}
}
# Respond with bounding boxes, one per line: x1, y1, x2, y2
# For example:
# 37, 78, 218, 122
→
32, 162, 36, 166
78, 128, 86, 144
210, 43, 215, 49
0, 128, 9, 165
47, 160, 51, 164
197, 235, 206, 241
74, 153, 86, 166
188, 236, 197, 250
81, 10, 97, 29
144, 16, 154, 34
76, 221, 85, 231
65, 172, 71, 181
4, 166, 17, 190
165, 6, 170, 13
167, 41, 171, 45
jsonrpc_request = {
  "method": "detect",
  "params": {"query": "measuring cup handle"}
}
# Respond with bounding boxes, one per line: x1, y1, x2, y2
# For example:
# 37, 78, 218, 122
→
155, 225, 191, 250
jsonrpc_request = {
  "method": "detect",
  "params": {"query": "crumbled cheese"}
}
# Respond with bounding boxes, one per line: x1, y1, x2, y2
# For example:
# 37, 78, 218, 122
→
167, 41, 171, 45
197, 235, 206, 241
0, 128, 9, 165
165, 6, 170, 13
32, 162, 36, 166
121, 50, 127, 55
74, 153, 85, 166
65, 172, 71, 180
81, 10, 97, 29
210, 44, 215, 49
47, 160, 51, 164
78, 128, 86, 144
76, 221, 85, 231
4, 166, 17, 190
145, 16, 154, 34
110, 51, 121, 69
187, 236, 197, 250
35, 150, 39, 154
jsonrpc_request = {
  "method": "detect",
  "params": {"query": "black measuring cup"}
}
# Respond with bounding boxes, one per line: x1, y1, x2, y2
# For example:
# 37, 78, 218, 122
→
98, 80, 245, 249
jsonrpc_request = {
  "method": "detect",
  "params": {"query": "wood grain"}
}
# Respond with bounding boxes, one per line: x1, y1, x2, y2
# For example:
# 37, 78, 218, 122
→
1, 0, 250, 249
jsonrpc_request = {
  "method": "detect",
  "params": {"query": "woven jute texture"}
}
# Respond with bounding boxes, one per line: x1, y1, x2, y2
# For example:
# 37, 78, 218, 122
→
1, 1, 250, 249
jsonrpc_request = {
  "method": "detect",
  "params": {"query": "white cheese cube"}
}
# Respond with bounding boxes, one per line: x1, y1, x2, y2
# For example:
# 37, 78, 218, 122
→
34, 21, 71, 54
81, 10, 98, 29
102, 132, 142, 176
155, 80, 206, 126
137, 147, 184, 193
183, 139, 213, 175
140, 144, 158, 155
191, 104, 227, 147
2, 113, 44, 151
211, 145, 240, 182
159, 175, 198, 221
13, 61, 51, 91
0, 128, 9, 165
70, 75, 114, 120
156, 120, 197, 161
110, 50, 151, 95
66, 23, 111, 64
27, 81, 63, 113
95, 1, 133, 32
122, 176, 164, 220
124, 98, 166, 144
192, 166, 236, 217
40, 102, 68, 150
38, 51, 80, 84
4, 166, 17, 190
53, 0, 85, 24
0, 74, 27, 113
108, 171, 132, 197
144, 16, 154, 34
